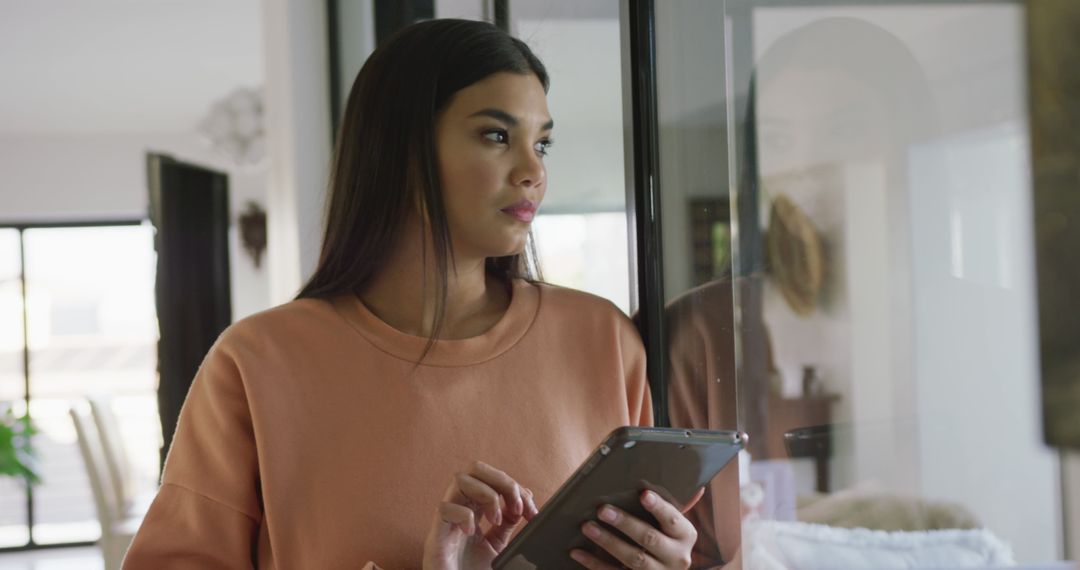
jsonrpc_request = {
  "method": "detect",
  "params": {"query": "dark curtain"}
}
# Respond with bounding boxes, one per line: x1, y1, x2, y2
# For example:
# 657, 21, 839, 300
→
147, 154, 232, 473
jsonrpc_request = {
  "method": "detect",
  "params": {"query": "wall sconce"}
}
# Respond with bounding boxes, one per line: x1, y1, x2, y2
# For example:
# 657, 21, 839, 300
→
238, 201, 267, 269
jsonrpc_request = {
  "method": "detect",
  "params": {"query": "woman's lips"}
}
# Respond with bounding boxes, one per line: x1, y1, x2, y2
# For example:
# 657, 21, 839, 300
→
500, 200, 537, 223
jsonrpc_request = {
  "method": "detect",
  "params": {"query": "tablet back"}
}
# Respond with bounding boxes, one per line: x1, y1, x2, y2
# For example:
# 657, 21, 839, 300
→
494, 427, 744, 569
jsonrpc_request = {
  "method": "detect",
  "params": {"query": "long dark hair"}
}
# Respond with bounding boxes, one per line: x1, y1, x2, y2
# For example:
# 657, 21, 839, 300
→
298, 19, 548, 348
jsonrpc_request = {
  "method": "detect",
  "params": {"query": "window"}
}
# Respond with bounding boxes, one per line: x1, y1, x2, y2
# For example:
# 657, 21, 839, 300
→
0, 229, 28, 548
0, 223, 160, 548
533, 212, 630, 314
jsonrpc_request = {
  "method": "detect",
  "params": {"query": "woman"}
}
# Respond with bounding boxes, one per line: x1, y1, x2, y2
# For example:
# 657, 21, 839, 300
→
123, 19, 699, 569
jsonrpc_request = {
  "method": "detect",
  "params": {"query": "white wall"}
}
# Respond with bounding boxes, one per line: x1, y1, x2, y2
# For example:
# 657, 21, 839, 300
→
262, 0, 332, 304
909, 124, 1061, 563
0, 0, 264, 136
0, 133, 271, 321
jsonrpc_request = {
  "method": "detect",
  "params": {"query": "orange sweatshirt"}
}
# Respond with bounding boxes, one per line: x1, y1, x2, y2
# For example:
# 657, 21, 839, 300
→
122, 280, 652, 569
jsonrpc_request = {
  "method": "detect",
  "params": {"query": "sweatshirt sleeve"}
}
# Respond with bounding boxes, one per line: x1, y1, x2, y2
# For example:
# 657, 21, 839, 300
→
122, 337, 262, 569
123, 333, 394, 570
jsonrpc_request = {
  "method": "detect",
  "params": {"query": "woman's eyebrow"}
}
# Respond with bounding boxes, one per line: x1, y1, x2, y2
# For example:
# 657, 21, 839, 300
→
468, 108, 555, 130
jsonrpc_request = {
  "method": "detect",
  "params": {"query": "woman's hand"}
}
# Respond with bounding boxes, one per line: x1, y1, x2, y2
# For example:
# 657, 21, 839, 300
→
422, 461, 539, 570
570, 489, 701, 569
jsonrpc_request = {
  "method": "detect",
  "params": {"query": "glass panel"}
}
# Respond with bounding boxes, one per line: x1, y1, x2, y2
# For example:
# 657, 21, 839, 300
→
0, 229, 29, 548
653, 3, 747, 564
24, 225, 159, 544
655, 1, 1064, 566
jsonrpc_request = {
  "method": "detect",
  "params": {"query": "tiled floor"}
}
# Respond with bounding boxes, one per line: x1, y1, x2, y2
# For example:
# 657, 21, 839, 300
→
0, 546, 102, 570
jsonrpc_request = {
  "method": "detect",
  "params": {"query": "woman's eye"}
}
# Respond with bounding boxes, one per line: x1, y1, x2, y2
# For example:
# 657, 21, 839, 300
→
534, 139, 553, 156
483, 130, 509, 144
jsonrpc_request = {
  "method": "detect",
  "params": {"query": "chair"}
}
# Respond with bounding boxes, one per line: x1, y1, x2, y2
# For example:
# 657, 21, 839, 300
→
70, 403, 143, 570
87, 396, 154, 518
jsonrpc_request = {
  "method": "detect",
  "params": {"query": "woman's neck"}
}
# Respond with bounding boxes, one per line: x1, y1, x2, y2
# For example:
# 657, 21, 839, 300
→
359, 215, 511, 340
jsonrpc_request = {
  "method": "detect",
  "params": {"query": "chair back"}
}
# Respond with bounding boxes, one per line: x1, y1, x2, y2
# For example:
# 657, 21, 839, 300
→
87, 396, 133, 515
70, 404, 123, 528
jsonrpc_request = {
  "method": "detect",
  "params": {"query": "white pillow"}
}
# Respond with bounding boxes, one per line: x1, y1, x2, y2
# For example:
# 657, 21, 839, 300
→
744, 520, 1015, 569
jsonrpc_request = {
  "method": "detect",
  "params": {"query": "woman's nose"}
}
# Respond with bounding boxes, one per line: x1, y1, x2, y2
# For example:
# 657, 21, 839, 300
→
510, 146, 545, 189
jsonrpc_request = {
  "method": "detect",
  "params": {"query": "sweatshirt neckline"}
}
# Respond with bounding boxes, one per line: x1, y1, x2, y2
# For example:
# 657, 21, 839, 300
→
332, 279, 541, 367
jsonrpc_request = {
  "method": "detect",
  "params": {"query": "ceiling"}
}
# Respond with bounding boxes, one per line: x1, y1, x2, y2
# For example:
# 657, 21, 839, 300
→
0, 0, 263, 136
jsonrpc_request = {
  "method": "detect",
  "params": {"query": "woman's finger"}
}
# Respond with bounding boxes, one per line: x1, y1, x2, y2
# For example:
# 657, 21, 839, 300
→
468, 461, 526, 519
569, 548, 623, 569
442, 462, 530, 527
447, 472, 504, 526
438, 501, 477, 536
522, 486, 539, 519
640, 490, 697, 542
580, 521, 660, 569
484, 513, 525, 551
593, 504, 679, 561
484, 486, 539, 550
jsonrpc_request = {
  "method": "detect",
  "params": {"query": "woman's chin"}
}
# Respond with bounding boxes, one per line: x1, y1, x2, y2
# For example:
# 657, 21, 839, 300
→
488, 231, 530, 257
493, 247, 527, 259
487, 240, 528, 259
453, 231, 528, 260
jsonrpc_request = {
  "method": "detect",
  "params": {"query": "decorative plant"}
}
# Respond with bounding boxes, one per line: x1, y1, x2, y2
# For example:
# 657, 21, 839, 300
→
0, 407, 40, 485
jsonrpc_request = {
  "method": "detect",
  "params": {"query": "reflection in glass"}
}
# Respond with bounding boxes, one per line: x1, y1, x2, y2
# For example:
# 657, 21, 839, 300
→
753, 5, 1054, 565
657, 1, 1061, 566
753, 16, 931, 511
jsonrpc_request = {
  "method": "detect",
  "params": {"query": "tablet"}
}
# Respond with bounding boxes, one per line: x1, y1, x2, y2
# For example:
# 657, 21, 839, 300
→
493, 427, 746, 569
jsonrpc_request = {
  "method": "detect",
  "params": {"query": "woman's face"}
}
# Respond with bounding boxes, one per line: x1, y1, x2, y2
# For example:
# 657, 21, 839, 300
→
434, 71, 553, 261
